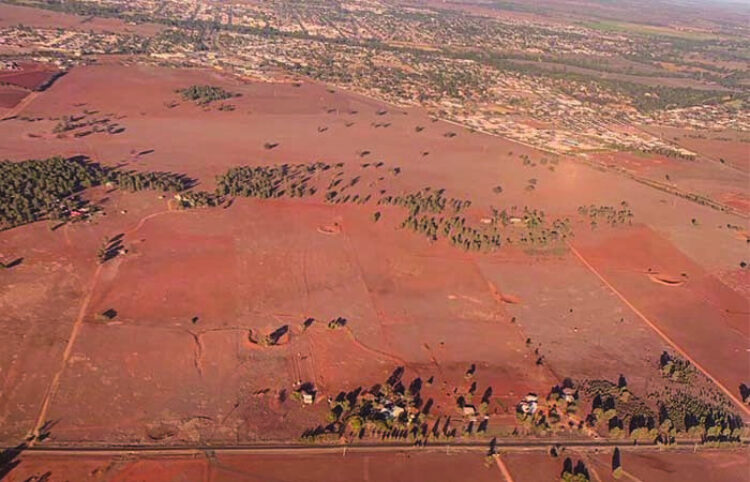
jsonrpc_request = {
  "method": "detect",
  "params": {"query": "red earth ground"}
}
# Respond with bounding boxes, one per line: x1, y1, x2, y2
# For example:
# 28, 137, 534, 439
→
0, 3, 163, 36
5, 447, 748, 481
639, 125, 750, 173
0, 449, 505, 482
0, 60, 747, 478
0, 62, 62, 109
501, 447, 750, 482
0, 63, 60, 91
0, 85, 27, 108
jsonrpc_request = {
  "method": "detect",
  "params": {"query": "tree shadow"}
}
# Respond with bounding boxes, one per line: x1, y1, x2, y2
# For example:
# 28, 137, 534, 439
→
327, 317, 346, 329
268, 325, 289, 345
618, 374, 628, 389
575, 460, 589, 479
740, 384, 749, 403
0, 443, 25, 479
612, 447, 621, 471
487, 437, 497, 456
1, 257, 23, 269
408, 377, 422, 396
481, 386, 493, 405
478, 418, 489, 433
0, 421, 56, 479
99, 308, 118, 321
386, 367, 404, 388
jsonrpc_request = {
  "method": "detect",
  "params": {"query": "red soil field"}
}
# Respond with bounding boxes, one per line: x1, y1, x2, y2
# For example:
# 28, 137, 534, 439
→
0, 61, 747, 480
587, 149, 749, 217
0, 450, 503, 482
0, 66, 60, 91
500, 448, 750, 482
0, 62, 61, 111
717, 191, 750, 214
8, 195, 553, 444
6, 448, 748, 481
640, 125, 750, 173
501, 451, 570, 481
586, 448, 750, 482
589, 150, 672, 176
0, 85, 27, 108
477, 253, 675, 393
0, 3, 163, 36
571, 225, 750, 413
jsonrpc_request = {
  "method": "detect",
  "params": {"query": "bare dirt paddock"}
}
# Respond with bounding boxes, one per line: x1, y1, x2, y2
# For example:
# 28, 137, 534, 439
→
0, 3, 163, 36
502, 447, 749, 482
0, 449, 501, 481
0, 61, 748, 479
4, 447, 748, 481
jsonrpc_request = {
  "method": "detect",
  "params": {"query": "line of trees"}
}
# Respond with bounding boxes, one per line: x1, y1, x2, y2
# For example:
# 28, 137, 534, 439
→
0, 156, 192, 229
216, 162, 332, 199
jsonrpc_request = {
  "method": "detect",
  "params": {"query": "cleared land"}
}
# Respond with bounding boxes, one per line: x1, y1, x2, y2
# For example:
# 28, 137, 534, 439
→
0, 59, 747, 479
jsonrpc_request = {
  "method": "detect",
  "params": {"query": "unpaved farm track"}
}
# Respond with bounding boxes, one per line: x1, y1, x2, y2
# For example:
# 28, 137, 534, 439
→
27, 210, 185, 445
0, 91, 39, 120
28, 263, 104, 445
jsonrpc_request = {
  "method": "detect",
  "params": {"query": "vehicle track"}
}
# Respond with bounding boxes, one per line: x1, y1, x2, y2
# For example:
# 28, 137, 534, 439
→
568, 242, 750, 419
28, 263, 104, 445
